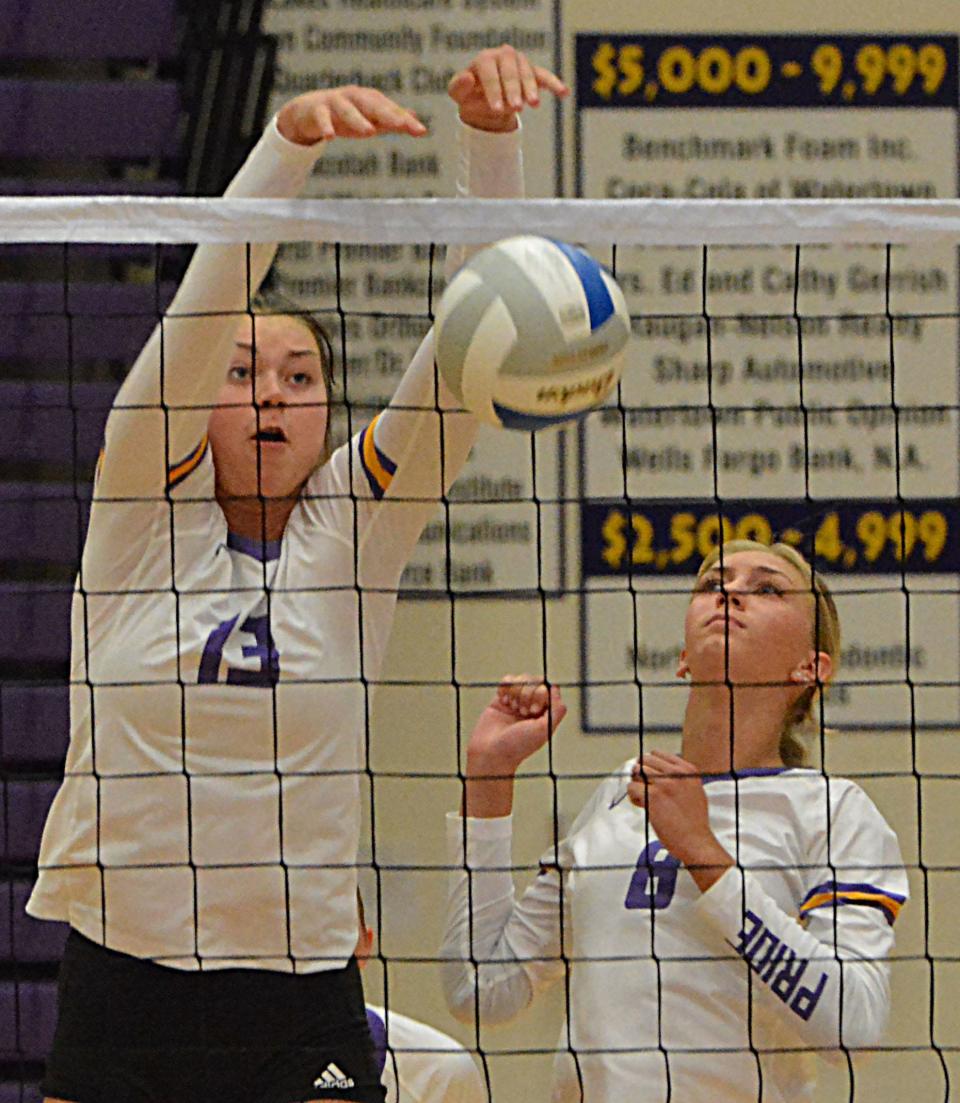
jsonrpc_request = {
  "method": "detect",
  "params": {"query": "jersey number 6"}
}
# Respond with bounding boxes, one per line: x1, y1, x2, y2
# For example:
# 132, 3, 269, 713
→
625, 840, 681, 910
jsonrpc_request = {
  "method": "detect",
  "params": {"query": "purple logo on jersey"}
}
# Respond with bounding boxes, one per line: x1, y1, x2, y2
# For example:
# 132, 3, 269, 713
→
625, 841, 681, 910
198, 613, 280, 686
733, 909, 829, 1022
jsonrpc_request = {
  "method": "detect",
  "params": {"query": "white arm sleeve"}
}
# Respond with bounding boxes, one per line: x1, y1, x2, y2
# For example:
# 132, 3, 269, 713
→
96, 118, 324, 503
441, 774, 616, 1028
441, 813, 567, 1026
314, 120, 526, 576
695, 783, 908, 1053
370, 118, 524, 463
446, 119, 523, 277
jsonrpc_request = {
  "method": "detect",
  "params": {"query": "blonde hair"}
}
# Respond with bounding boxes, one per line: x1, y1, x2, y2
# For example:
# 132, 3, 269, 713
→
696, 539, 841, 767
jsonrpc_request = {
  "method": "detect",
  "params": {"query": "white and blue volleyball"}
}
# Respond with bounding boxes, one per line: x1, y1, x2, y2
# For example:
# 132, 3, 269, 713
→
434, 235, 630, 430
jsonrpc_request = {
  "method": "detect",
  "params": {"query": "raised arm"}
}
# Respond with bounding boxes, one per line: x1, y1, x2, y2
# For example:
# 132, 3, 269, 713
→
96, 89, 426, 506
445, 44, 568, 277
344, 48, 568, 569
441, 677, 572, 1025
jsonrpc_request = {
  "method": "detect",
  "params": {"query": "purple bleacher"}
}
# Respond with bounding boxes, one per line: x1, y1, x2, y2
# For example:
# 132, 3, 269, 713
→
0, 980, 57, 1061
0, 0, 177, 60
0, 315, 156, 364
0, 281, 176, 362
0, 176, 179, 195
0, 79, 181, 159
0, 585, 71, 667
0, 280, 176, 317
0, 1083, 44, 1103
0, 882, 68, 963
0, 684, 69, 767
1, 781, 59, 864
1, 240, 180, 259
0, 382, 116, 469
0, 483, 90, 566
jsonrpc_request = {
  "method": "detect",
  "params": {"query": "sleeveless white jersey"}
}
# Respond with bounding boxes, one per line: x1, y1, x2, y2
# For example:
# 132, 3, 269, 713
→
28, 118, 524, 971
443, 766, 908, 1103
366, 1005, 486, 1103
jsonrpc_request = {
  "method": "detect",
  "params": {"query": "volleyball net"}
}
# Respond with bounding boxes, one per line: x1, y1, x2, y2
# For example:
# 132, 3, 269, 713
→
0, 195, 958, 1101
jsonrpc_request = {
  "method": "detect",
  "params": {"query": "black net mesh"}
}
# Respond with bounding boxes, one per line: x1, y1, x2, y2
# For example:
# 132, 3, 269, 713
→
0, 198, 956, 1101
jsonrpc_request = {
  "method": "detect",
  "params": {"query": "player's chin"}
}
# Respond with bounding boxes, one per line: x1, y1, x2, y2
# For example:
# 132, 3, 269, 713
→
689, 654, 758, 687
237, 466, 303, 502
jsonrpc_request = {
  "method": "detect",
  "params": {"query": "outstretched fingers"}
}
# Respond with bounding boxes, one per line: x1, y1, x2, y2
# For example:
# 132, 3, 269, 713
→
474, 45, 526, 110
353, 87, 426, 135
277, 86, 426, 145
449, 44, 568, 130
530, 62, 569, 102
328, 86, 426, 137
471, 49, 570, 110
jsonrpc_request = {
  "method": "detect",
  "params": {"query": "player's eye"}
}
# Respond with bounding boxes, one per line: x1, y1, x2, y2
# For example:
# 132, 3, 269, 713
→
695, 576, 724, 593
228, 364, 251, 382
755, 581, 784, 596
289, 370, 314, 387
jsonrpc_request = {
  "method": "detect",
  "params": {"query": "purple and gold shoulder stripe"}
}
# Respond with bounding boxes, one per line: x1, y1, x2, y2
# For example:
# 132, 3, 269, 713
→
799, 881, 906, 926
167, 435, 209, 490
357, 415, 397, 500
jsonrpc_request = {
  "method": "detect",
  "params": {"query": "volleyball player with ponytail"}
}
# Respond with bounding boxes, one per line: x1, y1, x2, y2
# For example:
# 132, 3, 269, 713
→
443, 540, 908, 1103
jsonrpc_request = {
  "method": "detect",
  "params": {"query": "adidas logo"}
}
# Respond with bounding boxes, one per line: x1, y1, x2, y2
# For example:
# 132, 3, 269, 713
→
313, 1063, 356, 1091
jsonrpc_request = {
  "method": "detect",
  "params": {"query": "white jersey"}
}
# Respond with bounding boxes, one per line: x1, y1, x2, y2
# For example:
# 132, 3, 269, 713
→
27, 119, 524, 971
366, 1005, 486, 1103
443, 765, 908, 1103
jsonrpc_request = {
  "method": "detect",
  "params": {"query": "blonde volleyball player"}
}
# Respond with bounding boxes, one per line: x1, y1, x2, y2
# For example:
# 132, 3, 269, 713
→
31, 47, 568, 1103
353, 893, 486, 1103
443, 541, 908, 1103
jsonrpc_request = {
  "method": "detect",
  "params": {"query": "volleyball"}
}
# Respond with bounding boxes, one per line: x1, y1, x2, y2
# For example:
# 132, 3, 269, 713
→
434, 235, 631, 429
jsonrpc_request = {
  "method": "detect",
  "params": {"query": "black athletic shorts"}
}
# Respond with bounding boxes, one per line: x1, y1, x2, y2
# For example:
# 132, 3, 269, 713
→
42, 930, 386, 1103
